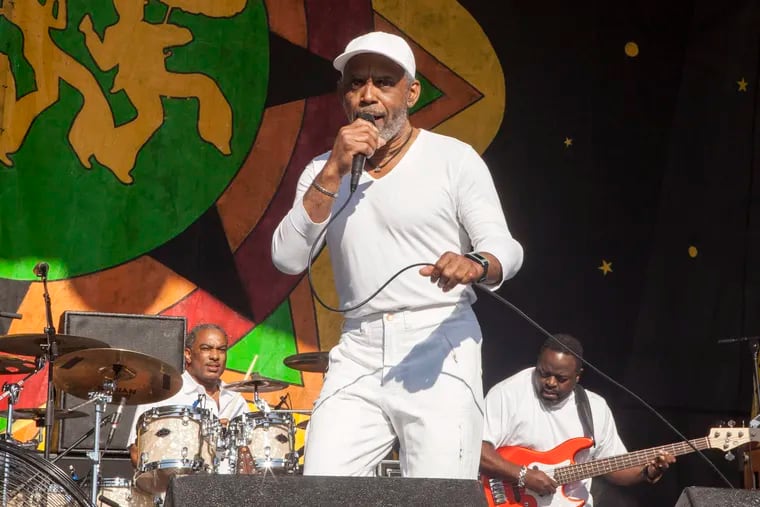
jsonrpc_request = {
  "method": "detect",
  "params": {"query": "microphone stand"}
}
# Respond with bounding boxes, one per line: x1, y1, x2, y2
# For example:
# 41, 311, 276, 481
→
37, 268, 58, 460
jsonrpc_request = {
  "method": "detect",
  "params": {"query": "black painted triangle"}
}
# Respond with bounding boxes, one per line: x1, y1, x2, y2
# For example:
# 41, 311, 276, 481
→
266, 32, 339, 108
0, 280, 30, 335
149, 206, 253, 321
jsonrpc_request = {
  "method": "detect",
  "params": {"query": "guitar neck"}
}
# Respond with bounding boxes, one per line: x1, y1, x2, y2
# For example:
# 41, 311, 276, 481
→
554, 437, 709, 484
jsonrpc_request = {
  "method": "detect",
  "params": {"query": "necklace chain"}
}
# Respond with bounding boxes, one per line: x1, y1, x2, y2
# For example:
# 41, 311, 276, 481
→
367, 128, 414, 171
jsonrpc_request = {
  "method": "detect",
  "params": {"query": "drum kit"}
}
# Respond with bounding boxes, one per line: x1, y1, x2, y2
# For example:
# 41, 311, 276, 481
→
0, 317, 329, 506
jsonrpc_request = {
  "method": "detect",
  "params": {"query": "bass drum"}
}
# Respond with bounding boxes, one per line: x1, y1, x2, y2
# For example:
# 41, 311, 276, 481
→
98, 477, 157, 506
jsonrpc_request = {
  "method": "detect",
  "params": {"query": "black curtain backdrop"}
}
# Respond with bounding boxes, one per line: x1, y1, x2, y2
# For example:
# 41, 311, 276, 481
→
462, 0, 760, 505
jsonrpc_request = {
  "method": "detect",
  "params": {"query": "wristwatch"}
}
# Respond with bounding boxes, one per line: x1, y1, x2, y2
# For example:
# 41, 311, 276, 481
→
464, 252, 489, 283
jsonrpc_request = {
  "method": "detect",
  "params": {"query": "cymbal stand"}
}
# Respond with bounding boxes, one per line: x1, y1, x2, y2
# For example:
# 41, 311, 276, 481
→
252, 386, 271, 413
35, 264, 58, 460
86, 381, 113, 506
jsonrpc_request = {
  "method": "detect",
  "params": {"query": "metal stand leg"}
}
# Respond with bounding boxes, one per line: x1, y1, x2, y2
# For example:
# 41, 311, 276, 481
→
88, 389, 112, 505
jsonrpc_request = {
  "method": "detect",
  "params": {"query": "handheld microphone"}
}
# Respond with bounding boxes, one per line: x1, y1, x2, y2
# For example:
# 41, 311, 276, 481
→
33, 262, 49, 278
350, 112, 376, 193
106, 398, 126, 446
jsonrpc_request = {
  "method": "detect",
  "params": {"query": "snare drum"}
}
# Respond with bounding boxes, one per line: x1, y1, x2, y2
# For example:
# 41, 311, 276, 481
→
98, 477, 155, 507
227, 411, 297, 474
134, 405, 219, 494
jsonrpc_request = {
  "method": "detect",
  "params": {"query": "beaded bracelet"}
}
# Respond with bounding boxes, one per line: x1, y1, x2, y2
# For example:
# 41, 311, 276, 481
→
312, 181, 338, 199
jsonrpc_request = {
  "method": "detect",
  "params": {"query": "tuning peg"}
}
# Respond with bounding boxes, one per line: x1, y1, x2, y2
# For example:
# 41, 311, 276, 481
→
725, 450, 736, 461
727, 419, 737, 428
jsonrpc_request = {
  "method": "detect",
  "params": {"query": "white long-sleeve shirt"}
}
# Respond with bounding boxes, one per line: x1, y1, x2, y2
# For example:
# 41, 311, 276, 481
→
272, 129, 523, 318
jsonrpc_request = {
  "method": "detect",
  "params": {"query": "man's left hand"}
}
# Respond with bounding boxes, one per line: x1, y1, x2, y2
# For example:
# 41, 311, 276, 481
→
419, 251, 485, 291
644, 452, 676, 483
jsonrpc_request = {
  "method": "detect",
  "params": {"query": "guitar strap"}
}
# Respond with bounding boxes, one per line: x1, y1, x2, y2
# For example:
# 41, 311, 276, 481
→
575, 384, 595, 446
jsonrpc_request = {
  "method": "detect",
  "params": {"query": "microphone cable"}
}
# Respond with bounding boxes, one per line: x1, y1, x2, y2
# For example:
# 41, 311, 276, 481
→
476, 286, 735, 489
305, 181, 428, 314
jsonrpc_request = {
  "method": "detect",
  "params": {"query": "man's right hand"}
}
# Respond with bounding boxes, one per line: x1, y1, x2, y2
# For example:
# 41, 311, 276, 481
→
325, 115, 384, 178
524, 468, 559, 496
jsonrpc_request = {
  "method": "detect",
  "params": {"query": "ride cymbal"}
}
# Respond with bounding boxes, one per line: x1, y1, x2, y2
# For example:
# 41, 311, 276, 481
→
53, 348, 181, 405
225, 373, 289, 393
0, 334, 110, 357
283, 351, 329, 373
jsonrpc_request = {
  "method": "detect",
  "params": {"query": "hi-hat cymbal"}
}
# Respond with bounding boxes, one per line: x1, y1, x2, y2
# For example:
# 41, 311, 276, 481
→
0, 334, 110, 357
0, 355, 36, 375
225, 373, 289, 393
53, 348, 181, 405
13, 408, 88, 420
283, 351, 329, 373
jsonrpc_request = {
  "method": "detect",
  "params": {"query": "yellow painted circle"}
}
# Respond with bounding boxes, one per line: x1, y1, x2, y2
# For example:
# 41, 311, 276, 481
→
624, 42, 639, 57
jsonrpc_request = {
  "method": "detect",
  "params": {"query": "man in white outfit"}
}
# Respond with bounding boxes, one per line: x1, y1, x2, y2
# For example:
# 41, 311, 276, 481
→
480, 334, 675, 506
127, 324, 249, 471
271, 31, 524, 479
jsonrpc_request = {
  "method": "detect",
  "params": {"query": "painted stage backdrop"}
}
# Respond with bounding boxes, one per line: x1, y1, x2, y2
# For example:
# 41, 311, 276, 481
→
0, 0, 501, 448
1, 1, 759, 505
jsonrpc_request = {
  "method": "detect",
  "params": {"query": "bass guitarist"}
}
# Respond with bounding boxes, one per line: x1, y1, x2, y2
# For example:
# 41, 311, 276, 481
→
479, 334, 675, 507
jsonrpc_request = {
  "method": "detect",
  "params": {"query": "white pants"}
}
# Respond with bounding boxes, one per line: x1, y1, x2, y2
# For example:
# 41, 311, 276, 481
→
303, 304, 484, 479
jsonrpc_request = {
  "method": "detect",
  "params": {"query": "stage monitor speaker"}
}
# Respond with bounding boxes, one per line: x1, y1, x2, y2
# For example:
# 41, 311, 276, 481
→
165, 475, 487, 506
675, 486, 760, 506
58, 311, 186, 454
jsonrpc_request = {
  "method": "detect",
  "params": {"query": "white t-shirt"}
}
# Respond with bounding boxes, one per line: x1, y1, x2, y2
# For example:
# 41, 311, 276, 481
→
271, 129, 524, 318
483, 367, 627, 507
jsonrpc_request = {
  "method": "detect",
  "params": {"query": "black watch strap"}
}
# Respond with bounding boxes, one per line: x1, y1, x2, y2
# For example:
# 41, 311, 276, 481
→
464, 252, 489, 283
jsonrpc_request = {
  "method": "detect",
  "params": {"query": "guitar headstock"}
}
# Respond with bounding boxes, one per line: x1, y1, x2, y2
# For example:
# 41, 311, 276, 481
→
707, 427, 759, 452
237, 445, 255, 474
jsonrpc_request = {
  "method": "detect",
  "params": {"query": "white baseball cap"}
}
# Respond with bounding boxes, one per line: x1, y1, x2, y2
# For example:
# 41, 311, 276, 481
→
333, 31, 416, 77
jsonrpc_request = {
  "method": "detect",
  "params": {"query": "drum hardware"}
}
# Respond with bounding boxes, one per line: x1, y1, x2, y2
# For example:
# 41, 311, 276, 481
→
0, 332, 108, 456
283, 351, 329, 373
0, 355, 46, 446
52, 347, 182, 505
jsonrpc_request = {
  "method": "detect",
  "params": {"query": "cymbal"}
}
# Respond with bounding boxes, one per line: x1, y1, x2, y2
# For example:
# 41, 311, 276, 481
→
0, 334, 110, 357
0, 355, 36, 375
53, 348, 182, 405
283, 351, 329, 373
225, 373, 289, 393
13, 408, 88, 420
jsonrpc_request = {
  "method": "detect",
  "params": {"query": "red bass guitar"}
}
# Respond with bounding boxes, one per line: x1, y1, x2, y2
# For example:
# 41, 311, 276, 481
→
481, 427, 758, 507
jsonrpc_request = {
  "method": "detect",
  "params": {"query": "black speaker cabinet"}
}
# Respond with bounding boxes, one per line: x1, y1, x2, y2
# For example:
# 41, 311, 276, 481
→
58, 311, 186, 454
675, 486, 760, 506
165, 475, 487, 506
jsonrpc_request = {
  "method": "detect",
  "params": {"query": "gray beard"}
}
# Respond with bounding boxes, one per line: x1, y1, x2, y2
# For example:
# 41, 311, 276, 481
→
379, 107, 408, 141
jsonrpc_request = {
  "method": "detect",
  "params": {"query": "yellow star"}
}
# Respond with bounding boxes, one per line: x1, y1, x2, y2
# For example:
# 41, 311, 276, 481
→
737, 78, 748, 92
564, 137, 573, 148
598, 260, 613, 276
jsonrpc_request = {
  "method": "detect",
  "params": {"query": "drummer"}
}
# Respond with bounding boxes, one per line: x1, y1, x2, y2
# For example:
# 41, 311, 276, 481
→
127, 323, 249, 469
